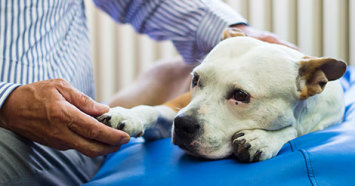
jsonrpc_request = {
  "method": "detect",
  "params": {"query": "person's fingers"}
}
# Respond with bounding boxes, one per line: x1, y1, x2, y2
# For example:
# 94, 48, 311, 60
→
66, 130, 121, 157
258, 33, 299, 50
55, 79, 109, 116
64, 102, 130, 146
223, 27, 245, 39
232, 25, 299, 50
277, 40, 299, 50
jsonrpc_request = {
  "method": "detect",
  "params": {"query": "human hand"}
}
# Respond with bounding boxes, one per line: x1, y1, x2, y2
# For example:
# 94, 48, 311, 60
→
0, 79, 130, 157
230, 24, 299, 50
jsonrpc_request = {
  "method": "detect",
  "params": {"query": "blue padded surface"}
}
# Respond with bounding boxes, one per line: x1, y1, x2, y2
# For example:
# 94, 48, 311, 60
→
85, 67, 355, 186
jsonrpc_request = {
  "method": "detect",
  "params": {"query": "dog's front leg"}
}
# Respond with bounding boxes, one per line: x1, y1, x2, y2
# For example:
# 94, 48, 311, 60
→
232, 126, 297, 162
98, 92, 189, 139
97, 105, 176, 138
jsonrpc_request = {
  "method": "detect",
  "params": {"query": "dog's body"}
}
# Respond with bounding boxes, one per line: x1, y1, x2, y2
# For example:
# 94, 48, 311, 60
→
98, 36, 346, 162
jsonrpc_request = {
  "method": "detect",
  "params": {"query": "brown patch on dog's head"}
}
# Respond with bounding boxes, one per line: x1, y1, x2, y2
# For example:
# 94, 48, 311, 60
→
222, 28, 245, 40
297, 57, 347, 100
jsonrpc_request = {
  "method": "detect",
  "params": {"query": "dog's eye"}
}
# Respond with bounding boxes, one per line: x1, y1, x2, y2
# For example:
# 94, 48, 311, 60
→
192, 74, 200, 87
233, 89, 250, 103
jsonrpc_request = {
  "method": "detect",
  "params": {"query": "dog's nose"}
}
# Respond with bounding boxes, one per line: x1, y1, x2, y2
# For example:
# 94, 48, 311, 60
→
174, 114, 201, 136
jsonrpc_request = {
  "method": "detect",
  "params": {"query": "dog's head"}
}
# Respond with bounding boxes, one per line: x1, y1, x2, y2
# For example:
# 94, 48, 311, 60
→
172, 36, 346, 159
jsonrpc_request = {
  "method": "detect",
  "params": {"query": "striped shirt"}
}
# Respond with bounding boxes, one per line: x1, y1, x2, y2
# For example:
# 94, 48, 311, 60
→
0, 0, 246, 109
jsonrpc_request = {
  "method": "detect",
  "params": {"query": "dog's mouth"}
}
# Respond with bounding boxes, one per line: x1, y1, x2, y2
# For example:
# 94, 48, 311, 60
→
173, 132, 232, 159
172, 134, 200, 155
173, 134, 224, 159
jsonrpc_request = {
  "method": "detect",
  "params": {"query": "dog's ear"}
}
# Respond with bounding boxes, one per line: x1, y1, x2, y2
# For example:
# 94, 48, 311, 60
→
222, 27, 245, 40
297, 57, 347, 100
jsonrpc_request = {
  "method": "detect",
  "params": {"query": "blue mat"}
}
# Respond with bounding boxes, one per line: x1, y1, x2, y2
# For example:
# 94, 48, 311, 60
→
85, 67, 355, 186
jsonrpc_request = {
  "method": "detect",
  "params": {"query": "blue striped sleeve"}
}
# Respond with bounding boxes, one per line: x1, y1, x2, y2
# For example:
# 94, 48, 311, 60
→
93, 0, 247, 64
0, 1, 95, 109
0, 82, 20, 108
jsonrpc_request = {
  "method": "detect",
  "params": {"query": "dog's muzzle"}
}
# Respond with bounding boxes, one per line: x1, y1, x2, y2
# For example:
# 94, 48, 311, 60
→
172, 114, 202, 152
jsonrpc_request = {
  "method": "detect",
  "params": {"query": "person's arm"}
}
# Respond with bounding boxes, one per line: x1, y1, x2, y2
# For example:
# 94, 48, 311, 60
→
0, 79, 130, 157
93, 0, 297, 64
93, 0, 246, 64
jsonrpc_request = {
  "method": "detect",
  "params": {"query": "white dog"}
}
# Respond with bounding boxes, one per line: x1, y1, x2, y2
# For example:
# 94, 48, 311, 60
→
98, 36, 346, 162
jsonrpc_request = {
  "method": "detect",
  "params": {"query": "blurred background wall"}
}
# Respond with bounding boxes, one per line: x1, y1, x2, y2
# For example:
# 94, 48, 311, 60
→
85, 0, 355, 102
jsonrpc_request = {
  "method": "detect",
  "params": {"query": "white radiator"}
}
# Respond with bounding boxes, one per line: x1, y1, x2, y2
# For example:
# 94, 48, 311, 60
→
86, 0, 354, 102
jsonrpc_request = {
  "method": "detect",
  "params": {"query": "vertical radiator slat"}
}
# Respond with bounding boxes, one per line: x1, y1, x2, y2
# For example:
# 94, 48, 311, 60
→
137, 35, 156, 75
272, 0, 297, 44
323, 0, 348, 62
117, 25, 137, 92
297, 0, 322, 57
86, 3, 116, 101
225, 0, 249, 20
157, 41, 176, 62
249, 0, 272, 31
97, 14, 116, 101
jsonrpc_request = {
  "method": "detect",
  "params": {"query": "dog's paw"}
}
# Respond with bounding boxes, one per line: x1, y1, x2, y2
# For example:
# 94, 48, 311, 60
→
231, 129, 281, 163
97, 107, 145, 137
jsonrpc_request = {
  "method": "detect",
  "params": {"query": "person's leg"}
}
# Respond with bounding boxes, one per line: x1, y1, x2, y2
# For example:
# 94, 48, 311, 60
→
109, 57, 196, 108
0, 127, 104, 185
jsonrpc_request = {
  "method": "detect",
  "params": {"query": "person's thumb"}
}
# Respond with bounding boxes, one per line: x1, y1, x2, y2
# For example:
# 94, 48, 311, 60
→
68, 91, 109, 116
56, 79, 109, 116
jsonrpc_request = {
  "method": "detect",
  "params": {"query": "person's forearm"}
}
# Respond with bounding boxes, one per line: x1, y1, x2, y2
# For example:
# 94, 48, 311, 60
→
108, 57, 194, 108
93, 0, 247, 64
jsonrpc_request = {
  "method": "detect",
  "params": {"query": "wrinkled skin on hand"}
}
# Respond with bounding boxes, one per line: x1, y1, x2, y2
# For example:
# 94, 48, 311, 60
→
0, 79, 130, 157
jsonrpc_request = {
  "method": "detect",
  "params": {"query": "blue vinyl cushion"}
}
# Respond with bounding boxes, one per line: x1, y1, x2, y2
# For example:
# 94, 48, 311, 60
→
85, 67, 355, 186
